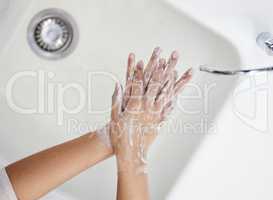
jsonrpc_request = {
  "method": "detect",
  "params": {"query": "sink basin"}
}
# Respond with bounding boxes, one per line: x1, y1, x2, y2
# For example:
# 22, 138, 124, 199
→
0, 0, 241, 199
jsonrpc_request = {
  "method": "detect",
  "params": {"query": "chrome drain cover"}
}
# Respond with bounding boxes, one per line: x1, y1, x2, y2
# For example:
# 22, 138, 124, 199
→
34, 17, 70, 52
28, 9, 78, 60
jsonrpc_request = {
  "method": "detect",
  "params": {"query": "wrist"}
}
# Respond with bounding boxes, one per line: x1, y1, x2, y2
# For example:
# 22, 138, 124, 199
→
84, 131, 114, 155
95, 125, 112, 148
117, 159, 148, 175
116, 153, 148, 174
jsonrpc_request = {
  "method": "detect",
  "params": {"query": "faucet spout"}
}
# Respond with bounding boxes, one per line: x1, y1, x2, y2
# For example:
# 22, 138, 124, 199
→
257, 32, 273, 56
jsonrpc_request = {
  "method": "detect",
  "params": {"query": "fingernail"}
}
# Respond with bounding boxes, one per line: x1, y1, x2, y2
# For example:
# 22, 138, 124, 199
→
129, 53, 135, 66
153, 47, 162, 57
129, 53, 135, 60
116, 82, 120, 92
171, 51, 179, 60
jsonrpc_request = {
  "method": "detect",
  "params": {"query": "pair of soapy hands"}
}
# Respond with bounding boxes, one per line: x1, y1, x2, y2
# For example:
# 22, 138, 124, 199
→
102, 47, 192, 171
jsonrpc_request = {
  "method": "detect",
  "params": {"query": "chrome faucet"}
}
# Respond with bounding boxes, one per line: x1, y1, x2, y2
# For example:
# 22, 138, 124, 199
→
257, 32, 273, 56
265, 39, 273, 52
200, 65, 273, 75
199, 32, 273, 75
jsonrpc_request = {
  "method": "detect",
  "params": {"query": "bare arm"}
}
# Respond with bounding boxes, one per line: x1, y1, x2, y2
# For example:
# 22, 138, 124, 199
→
4, 48, 192, 200
117, 163, 150, 200
6, 132, 112, 200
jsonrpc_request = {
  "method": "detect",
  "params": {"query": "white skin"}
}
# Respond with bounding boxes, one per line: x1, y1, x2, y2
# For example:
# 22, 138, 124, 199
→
5, 48, 192, 200
110, 48, 192, 200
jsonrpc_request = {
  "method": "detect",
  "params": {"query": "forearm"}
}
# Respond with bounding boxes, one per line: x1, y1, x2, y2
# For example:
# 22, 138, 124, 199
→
116, 160, 150, 200
6, 132, 113, 200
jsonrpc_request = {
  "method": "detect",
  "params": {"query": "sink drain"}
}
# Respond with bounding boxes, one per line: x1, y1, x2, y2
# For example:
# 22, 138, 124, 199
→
28, 8, 78, 60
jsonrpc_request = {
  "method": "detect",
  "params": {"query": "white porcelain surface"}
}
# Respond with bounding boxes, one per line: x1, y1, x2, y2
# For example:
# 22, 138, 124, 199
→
0, 0, 9, 16
167, 0, 273, 200
0, 0, 252, 199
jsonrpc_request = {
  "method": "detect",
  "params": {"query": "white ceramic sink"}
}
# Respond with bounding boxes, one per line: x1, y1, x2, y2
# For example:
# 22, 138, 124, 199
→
0, 0, 241, 199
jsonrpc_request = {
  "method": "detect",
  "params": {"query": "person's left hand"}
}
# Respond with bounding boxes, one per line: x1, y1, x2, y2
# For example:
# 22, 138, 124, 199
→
109, 48, 192, 172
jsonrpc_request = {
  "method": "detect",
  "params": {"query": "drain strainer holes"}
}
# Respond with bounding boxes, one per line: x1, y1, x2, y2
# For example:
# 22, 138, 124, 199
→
28, 8, 78, 60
